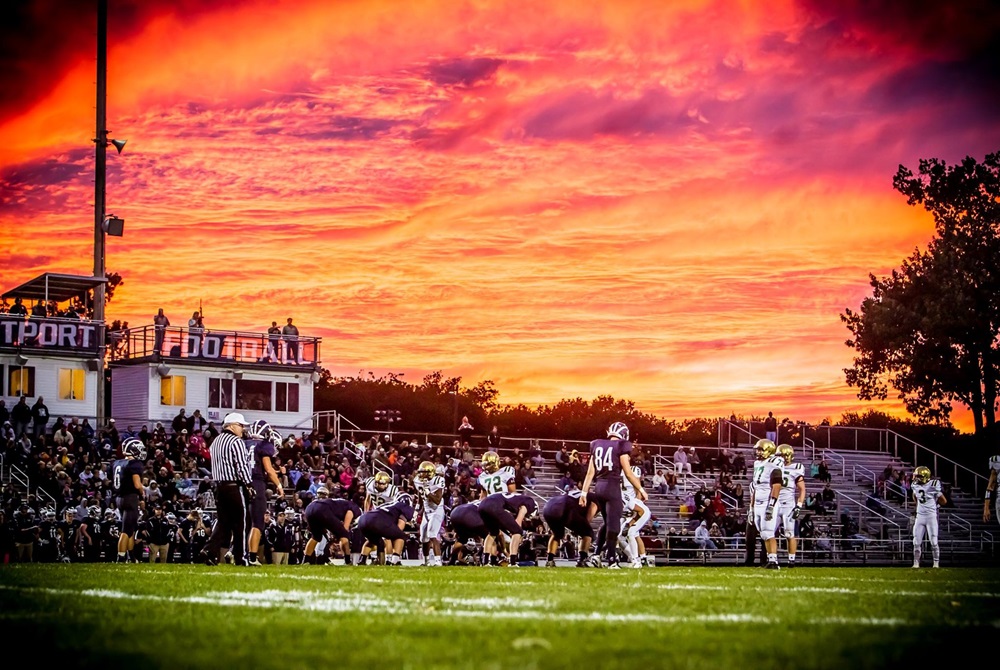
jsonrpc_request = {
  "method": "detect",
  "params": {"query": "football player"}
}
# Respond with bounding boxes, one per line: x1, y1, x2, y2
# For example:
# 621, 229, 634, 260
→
112, 437, 147, 563
984, 455, 999, 525
447, 500, 489, 565
302, 485, 362, 565
911, 466, 946, 568
479, 491, 537, 567
775, 444, 806, 568
750, 438, 784, 569
36, 508, 61, 563
357, 493, 415, 566
579, 421, 647, 568
542, 489, 595, 567
56, 507, 81, 563
78, 505, 103, 563
360, 471, 399, 562
246, 420, 285, 567
619, 463, 652, 568
414, 461, 446, 566
478, 451, 516, 498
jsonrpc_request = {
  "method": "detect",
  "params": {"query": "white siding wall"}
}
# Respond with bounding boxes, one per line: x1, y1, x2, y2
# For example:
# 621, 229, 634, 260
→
0, 353, 100, 423
110, 364, 151, 426
108, 363, 315, 435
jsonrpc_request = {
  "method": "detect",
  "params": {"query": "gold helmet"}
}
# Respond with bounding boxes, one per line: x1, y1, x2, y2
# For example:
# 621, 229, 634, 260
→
754, 439, 776, 459
482, 451, 501, 473
374, 471, 391, 491
777, 444, 794, 465
417, 461, 435, 480
914, 466, 931, 485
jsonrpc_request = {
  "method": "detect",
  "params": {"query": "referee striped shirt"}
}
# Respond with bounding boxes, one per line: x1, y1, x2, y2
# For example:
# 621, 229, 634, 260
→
210, 430, 253, 483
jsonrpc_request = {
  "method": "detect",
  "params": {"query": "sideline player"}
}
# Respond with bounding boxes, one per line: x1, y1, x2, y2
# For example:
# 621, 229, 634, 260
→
302, 485, 361, 564
542, 488, 595, 567
984, 454, 999, 525
478, 451, 516, 498
911, 466, 946, 569
246, 420, 284, 566
579, 421, 647, 569
357, 493, 415, 566
751, 438, 784, 569
112, 437, 147, 563
414, 461, 446, 566
775, 444, 806, 568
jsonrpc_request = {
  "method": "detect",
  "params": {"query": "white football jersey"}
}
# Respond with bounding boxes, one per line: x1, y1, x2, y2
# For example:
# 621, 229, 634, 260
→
912, 479, 943, 516
778, 462, 805, 504
620, 465, 642, 502
990, 455, 1000, 477
752, 456, 785, 505
478, 466, 515, 495
415, 475, 446, 513
364, 477, 399, 505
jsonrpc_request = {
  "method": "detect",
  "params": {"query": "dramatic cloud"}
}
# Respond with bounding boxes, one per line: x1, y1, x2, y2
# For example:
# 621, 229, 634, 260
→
2, 0, 999, 431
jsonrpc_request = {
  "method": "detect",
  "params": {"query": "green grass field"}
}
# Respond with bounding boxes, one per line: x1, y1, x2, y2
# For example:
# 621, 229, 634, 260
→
1, 564, 996, 669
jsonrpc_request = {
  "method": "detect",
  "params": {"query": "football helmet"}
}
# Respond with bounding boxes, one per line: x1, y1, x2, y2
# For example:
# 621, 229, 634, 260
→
914, 466, 931, 485
247, 419, 272, 440
166, 513, 177, 523
316, 485, 330, 498
777, 444, 794, 465
607, 422, 630, 441
43, 508, 56, 521
374, 471, 392, 492
270, 428, 283, 448
88, 505, 101, 517
482, 451, 501, 473
754, 439, 776, 459
417, 460, 436, 481
396, 493, 413, 508
104, 509, 117, 519
122, 437, 146, 461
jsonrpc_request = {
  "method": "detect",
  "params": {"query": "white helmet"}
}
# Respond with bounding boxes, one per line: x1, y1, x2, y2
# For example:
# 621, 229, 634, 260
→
607, 422, 629, 441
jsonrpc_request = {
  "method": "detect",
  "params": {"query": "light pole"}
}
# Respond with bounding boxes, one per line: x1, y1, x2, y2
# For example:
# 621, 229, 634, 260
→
92, 0, 126, 428
374, 409, 402, 441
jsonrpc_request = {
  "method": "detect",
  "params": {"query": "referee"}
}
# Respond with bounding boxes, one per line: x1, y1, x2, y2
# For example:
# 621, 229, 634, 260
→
201, 412, 253, 566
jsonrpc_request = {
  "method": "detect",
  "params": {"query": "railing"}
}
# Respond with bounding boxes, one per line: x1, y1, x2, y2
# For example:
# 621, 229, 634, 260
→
885, 429, 988, 497
822, 450, 846, 477
113, 323, 321, 368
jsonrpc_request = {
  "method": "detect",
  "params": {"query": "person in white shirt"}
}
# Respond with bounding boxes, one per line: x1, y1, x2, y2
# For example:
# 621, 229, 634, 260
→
652, 470, 668, 494
673, 447, 691, 477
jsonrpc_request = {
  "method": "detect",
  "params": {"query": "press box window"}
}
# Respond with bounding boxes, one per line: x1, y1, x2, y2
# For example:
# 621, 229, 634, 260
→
9, 366, 35, 397
209, 377, 234, 409
160, 375, 186, 406
58, 368, 86, 400
275, 381, 299, 413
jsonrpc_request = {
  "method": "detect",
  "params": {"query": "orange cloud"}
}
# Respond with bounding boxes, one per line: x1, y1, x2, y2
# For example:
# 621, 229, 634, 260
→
3, 0, 997, 434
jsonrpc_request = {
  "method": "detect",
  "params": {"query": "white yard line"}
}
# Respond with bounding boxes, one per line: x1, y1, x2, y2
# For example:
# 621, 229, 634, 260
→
0, 584, 996, 627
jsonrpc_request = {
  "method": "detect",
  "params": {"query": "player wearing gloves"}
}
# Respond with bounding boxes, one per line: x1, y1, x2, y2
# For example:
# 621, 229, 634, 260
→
751, 439, 785, 570
775, 444, 806, 568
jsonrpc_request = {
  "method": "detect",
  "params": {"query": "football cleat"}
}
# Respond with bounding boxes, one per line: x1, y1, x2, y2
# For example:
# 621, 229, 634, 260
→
122, 437, 146, 461
765, 561, 780, 570
754, 439, 776, 459
914, 466, 931, 485
588, 555, 603, 568
357, 554, 368, 566
417, 460, 436, 481
373, 471, 392, 491
629, 559, 642, 569
606, 562, 621, 570
545, 559, 557, 568
912, 563, 920, 569
777, 444, 794, 465
247, 558, 263, 567
932, 562, 940, 568
224, 551, 234, 564
607, 421, 629, 441
481, 451, 501, 474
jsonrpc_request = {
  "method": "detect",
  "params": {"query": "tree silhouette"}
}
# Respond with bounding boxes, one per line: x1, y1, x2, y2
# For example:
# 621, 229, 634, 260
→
842, 151, 1000, 435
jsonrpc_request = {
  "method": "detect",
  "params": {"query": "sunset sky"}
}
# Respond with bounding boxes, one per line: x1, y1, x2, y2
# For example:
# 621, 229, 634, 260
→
2, 0, 999, 432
